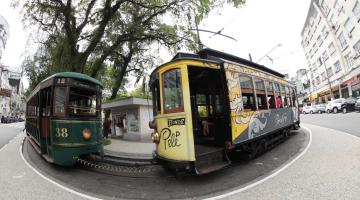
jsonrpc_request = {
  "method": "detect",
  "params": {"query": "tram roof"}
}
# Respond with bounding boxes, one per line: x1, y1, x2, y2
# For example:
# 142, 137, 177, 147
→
198, 48, 285, 78
42, 72, 103, 87
168, 48, 285, 78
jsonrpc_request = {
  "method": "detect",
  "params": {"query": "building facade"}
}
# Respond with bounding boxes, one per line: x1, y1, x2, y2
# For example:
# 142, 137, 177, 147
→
0, 66, 25, 117
301, 0, 360, 103
291, 69, 312, 105
0, 15, 9, 61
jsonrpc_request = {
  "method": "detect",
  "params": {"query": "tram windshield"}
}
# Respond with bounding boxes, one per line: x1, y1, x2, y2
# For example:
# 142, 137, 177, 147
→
68, 87, 98, 116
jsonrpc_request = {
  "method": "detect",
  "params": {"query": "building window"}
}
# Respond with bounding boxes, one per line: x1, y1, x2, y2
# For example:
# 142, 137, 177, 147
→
345, 53, 354, 68
353, 1, 360, 21
317, 35, 323, 47
334, 60, 342, 72
163, 68, 183, 113
321, 50, 329, 61
344, 17, 355, 34
328, 42, 336, 55
334, 0, 343, 15
321, 72, 327, 82
321, 26, 328, 39
313, 43, 318, 54
354, 40, 360, 55
321, 1, 330, 16
338, 32, 348, 49
316, 76, 321, 85
317, 57, 323, 67
329, 14, 337, 27
326, 67, 333, 77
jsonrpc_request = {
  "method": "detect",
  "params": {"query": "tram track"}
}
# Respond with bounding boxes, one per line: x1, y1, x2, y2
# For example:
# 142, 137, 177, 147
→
74, 155, 173, 178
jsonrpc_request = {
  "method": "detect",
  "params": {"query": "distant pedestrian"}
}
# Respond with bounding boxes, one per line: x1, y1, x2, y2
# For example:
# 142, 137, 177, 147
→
103, 117, 111, 138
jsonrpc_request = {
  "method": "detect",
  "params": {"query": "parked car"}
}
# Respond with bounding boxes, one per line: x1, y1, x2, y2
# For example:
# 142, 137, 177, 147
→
341, 97, 357, 113
355, 98, 360, 112
326, 98, 345, 114
315, 104, 326, 113
302, 105, 319, 114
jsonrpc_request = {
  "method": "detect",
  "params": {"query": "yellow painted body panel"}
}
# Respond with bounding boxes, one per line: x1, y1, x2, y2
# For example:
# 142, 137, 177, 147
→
154, 60, 220, 162
224, 62, 290, 141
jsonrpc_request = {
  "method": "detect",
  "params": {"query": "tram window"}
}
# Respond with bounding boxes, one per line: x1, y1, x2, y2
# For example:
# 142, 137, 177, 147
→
280, 84, 287, 107
274, 83, 283, 108
151, 79, 161, 114
214, 95, 223, 113
54, 87, 66, 115
287, 86, 292, 107
254, 78, 267, 110
292, 88, 298, 107
163, 69, 183, 113
41, 89, 51, 116
196, 94, 208, 117
68, 88, 97, 116
266, 81, 276, 109
240, 75, 256, 111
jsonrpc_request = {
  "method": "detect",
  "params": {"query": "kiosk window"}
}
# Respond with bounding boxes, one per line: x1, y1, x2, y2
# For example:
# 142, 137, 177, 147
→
163, 69, 183, 113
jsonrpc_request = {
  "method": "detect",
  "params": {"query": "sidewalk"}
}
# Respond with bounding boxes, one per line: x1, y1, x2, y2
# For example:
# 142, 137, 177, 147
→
103, 137, 155, 160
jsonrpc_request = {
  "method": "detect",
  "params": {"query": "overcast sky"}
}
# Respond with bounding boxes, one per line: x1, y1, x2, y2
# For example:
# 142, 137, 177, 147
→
0, 0, 312, 89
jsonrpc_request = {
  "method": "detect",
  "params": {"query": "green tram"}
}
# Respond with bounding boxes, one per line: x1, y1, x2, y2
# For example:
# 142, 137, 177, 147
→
25, 72, 103, 166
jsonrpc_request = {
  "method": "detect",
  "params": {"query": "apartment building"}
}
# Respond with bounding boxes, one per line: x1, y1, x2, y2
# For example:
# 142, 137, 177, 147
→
0, 66, 25, 116
291, 69, 312, 105
301, 0, 360, 103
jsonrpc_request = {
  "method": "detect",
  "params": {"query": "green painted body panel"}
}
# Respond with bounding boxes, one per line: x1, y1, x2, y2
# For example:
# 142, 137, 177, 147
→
42, 72, 103, 88
49, 119, 103, 166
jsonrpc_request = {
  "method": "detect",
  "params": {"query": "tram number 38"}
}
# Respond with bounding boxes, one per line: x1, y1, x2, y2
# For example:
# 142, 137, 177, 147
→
55, 128, 69, 138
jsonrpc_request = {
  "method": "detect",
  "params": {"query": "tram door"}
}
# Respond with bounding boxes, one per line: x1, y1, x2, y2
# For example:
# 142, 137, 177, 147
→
39, 88, 52, 155
188, 66, 231, 174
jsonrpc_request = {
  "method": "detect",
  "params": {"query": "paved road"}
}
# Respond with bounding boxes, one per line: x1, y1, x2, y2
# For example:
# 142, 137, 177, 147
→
0, 122, 24, 149
22, 128, 308, 199
0, 129, 85, 199
300, 112, 360, 137
225, 123, 360, 200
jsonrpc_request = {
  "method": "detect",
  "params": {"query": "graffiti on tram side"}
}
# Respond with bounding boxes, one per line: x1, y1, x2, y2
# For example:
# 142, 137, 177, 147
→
160, 128, 181, 150
224, 63, 286, 84
232, 109, 294, 144
274, 113, 288, 126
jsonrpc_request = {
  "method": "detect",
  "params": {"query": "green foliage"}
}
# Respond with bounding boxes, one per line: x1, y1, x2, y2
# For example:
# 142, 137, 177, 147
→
15, 0, 245, 96
102, 138, 111, 146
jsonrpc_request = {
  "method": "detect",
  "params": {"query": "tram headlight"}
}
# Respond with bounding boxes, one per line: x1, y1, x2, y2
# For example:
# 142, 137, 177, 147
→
151, 131, 160, 144
82, 128, 91, 140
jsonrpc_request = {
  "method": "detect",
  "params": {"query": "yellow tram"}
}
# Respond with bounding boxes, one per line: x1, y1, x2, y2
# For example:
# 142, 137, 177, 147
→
149, 49, 300, 175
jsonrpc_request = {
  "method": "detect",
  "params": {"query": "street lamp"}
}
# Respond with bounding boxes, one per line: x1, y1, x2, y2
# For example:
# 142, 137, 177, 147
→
256, 44, 282, 63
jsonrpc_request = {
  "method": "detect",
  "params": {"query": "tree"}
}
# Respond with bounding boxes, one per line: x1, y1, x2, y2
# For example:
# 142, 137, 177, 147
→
15, 0, 245, 97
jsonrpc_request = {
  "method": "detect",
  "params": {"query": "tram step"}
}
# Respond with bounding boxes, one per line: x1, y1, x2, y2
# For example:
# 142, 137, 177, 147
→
27, 136, 41, 154
194, 146, 230, 175
42, 154, 54, 163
